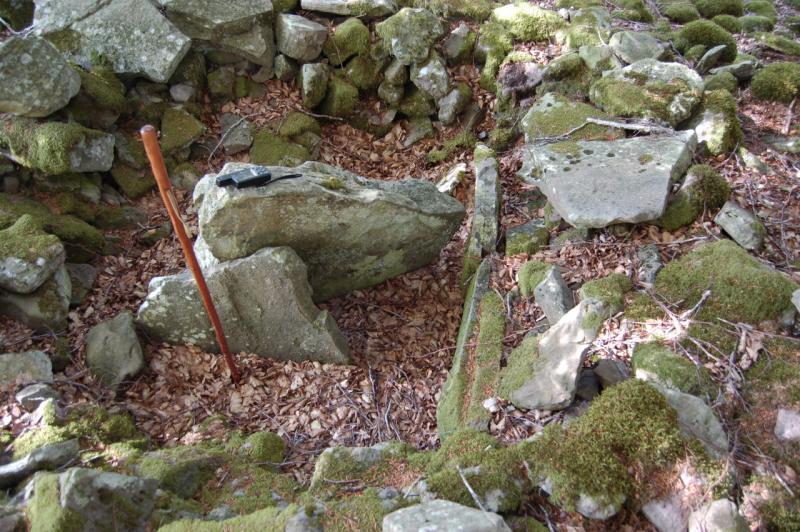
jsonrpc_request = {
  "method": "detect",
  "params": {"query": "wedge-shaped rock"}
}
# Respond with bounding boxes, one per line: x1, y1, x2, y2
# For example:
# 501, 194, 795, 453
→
301, 0, 397, 17
521, 131, 696, 229
35, 0, 191, 83
0, 36, 80, 117
275, 14, 327, 62
137, 247, 351, 363
195, 162, 465, 301
507, 298, 607, 411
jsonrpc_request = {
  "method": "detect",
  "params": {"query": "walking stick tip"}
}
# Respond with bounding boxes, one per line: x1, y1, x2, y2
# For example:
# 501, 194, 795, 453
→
140, 124, 156, 136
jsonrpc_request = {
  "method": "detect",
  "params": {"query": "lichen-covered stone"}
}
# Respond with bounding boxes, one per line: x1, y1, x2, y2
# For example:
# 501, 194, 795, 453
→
194, 162, 465, 301
713, 200, 766, 251
375, 8, 445, 65
520, 93, 623, 143
688, 89, 742, 156
0, 116, 115, 174
249, 130, 311, 166
301, 0, 397, 17
589, 59, 704, 126
490, 2, 567, 41
137, 245, 352, 362
656, 164, 731, 231
157, 0, 272, 41
218, 113, 254, 155
410, 51, 450, 100
608, 31, 665, 64
505, 219, 550, 256
275, 13, 328, 62
318, 75, 359, 117
37, 0, 191, 83
384, 500, 511, 532
578, 273, 632, 315
0, 36, 81, 117
632, 342, 713, 396
0, 215, 64, 294
345, 54, 383, 90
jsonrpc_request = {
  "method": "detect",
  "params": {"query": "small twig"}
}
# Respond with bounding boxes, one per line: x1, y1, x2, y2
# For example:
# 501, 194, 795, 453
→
207, 113, 258, 163
457, 466, 487, 512
291, 105, 345, 122
679, 289, 712, 320
585, 117, 675, 135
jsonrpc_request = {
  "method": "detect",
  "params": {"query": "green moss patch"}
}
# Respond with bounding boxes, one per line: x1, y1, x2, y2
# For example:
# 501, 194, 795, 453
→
665, 3, 701, 22
691, 0, 743, 18
498, 335, 539, 399
656, 164, 731, 231
0, 214, 62, 264
711, 14, 743, 33
704, 71, 738, 92
323, 18, 370, 66
490, 2, 567, 41
611, 0, 654, 22
675, 20, 738, 63
579, 273, 632, 314
111, 163, 156, 199
26, 473, 86, 531
518, 261, 550, 298
160, 108, 205, 154
522, 379, 687, 510
318, 76, 359, 117
250, 130, 311, 166
751, 62, 800, 103
632, 342, 714, 396
277, 112, 321, 138
756, 32, 800, 56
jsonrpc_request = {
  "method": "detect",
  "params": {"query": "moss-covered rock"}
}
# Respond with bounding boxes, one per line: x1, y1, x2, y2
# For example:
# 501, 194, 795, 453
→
160, 107, 205, 154
692, 0, 743, 18
611, 0, 654, 22
159, 504, 296, 531
664, 2, 701, 22
277, 112, 321, 138
490, 2, 567, 41
249, 130, 311, 166
675, 20, 737, 63
26, 472, 86, 531
745, 0, 777, 21
632, 342, 714, 396
755, 32, 800, 56
345, 54, 383, 90
169, 50, 206, 89
135, 447, 223, 498
309, 441, 416, 495
517, 260, 550, 298
740, 14, 774, 33
704, 70, 738, 92
323, 17, 371, 66
536, 52, 593, 99
0, 214, 64, 294
656, 164, 731, 231
690, 89, 743, 155
111, 163, 156, 199
506, 221, 550, 256
750, 62, 800, 103
520, 93, 623, 143
522, 379, 687, 513
236, 431, 285, 464
318, 75, 358, 117
578, 273, 632, 315
476, 20, 514, 91
712, 14, 743, 33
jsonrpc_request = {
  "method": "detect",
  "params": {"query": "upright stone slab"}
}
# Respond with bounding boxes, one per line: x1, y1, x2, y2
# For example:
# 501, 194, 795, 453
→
521, 132, 697, 228
195, 162, 465, 301
0, 37, 80, 117
34, 0, 191, 83
714, 201, 765, 251
470, 145, 501, 254
437, 259, 497, 440
137, 247, 352, 363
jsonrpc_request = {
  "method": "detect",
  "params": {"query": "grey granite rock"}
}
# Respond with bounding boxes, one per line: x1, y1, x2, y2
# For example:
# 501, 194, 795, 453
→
714, 201, 765, 251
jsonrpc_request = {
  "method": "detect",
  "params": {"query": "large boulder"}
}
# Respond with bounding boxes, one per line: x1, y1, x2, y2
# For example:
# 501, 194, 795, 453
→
137, 246, 352, 363
0, 116, 115, 174
375, 8, 445, 65
0, 215, 65, 295
590, 59, 704, 126
0, 36, 80, 117
0, 264, 71, 332
194, 162, 465, 301
84, 311, 144, 390
25, 468, 158, 532
520, 132, 696, 229
33, 0, 191, 83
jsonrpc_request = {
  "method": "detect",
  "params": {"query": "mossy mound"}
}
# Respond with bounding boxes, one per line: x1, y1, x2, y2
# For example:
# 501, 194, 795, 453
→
610, 0, 654, 22
0, 214, 62, 265
318, 76, 359, 117
578, 273, 632, 315
693, 89, 744, 155
656, 164, 731, 231
74, 65, 127, 114
425, 130, 476, 164
250, 130, 311, 166
740, 15, 775, 33
745, 0, 778, 21
536, 52, 592, 100
277, 112, 321, 138
323, 18, 371, 67
675, 20, 738, 63
704, 71, 738, 92
664, 2, 701, 22
521, 94, 624, 143
345, 55, 383, 90
691, 0, 743, 18
424, 430, 524, 513
518, 260, 551, 298
159, 505, 296, 531
232, 431, 286, 464
632, 342, 714, 396
490, 2, 567, 41
756, 32, 800, 56
522, 379, 687, 511
477, 20, 514, 91
111, 163, 156, 199
654, 240, 798, 351
402, 0, 496, 20
712, 14, 743, 33
136, 447, 224, 498
750, 62, 800, 104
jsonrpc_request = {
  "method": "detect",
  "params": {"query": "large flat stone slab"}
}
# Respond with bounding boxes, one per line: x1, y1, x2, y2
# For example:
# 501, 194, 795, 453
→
34, 0, 191, 83
301, 0, 397, 17
383, 500, 511, 532
521, 132, 696, 229
194, 162, 465, 301
137, 247, 351, 364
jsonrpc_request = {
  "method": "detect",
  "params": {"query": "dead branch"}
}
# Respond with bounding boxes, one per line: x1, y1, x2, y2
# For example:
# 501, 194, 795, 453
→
457, 466, 488, 512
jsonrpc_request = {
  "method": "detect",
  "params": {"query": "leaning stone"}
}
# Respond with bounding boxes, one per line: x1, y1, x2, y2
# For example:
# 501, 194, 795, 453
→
0, 265, 71, 332
137, 247, 351, 363
709, 59, 758, 81
85, 311, 144, 390
0, 215, 65, 295
442, 22, 475, 65
27, 468, 158, 531
688, 499, 748, 532
713, 201, 765, 252
774, 409, 800, 441
533, 266, 574, 325
0, 36, 80, 117
0, 439, 78, 489
696, 44, 728, 75
402, 117, 434, 148
594, 359, 629, 388
522, 132, 697, 229
0, 117, 115, 174
15, 383, 59, 412
411, 52, 450, 100
509, 299, 608, 411
194, 162, 465, 301
218, 113, 254, 155
213, 24, 276, 67
688, 90, 742, 156
652, 383, 728, 458
300, 63, 330, 109
608, 31, 665, 64
275, 14, 328, 62
273, 54, 299, 82
383, 499, 511, 532
36, 0, 191, 83
375, 8, 445, 66
0, 351, 52, 386
470, 145, 501, 254
636, 244, 663, 287
301, 0, 397, 17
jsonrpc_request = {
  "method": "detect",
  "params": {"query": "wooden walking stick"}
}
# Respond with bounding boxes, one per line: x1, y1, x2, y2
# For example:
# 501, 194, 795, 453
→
140, 125, 241, 384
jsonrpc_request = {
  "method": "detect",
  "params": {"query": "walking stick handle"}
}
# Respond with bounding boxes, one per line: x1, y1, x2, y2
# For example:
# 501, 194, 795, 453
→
140, 125, 241, 384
